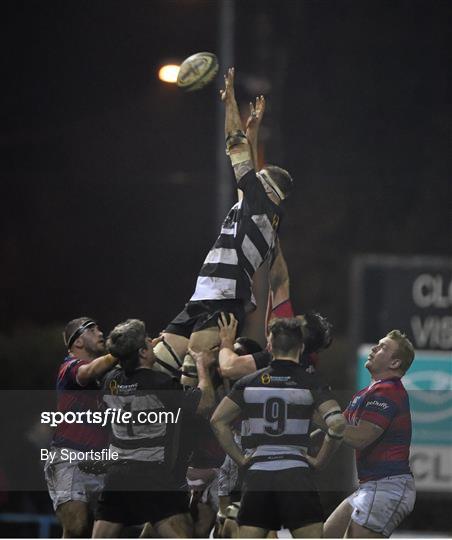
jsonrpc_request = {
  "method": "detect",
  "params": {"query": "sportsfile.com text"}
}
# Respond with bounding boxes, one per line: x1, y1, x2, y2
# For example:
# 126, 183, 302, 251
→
41, 407, 181, 428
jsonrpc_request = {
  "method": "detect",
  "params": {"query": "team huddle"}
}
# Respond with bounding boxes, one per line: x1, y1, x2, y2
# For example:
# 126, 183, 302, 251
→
44, 68, 416, 538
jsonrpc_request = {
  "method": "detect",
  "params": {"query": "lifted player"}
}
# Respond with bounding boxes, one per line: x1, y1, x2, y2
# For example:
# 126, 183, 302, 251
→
217, 237, 332, 381
154, 68, 293, 385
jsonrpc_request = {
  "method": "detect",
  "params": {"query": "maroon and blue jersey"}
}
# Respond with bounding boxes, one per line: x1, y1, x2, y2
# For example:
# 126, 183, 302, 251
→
52, 355, 108, 451
344, 377, 412, 482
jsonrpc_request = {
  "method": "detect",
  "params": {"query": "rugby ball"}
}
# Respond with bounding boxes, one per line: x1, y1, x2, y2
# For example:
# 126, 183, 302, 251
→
177, 52, 219, 91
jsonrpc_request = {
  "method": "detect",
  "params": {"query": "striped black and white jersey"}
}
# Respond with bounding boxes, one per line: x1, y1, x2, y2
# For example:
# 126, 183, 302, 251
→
190, 170, 282, 310
102, 367, 200, 467
228, 359, 333, 471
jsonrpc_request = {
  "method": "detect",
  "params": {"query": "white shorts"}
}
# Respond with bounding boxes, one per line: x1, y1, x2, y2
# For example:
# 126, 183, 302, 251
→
347, 474, 416, 537
44, 447, 105, 511
218, 454, 239, 497
186, 467, 220, 511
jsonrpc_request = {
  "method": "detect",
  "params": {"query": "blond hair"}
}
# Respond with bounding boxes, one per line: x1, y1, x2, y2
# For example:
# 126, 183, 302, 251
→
386, 330, 415, 374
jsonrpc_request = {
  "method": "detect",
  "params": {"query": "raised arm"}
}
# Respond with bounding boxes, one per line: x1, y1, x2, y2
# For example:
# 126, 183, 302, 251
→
269, 238, 290, 309
265, 238, 294, 331
76, 354, 117, 386
221, 68, 253, 184
188, 348, 216, 415
245, 95, 266, 170
218, 313, 257, 380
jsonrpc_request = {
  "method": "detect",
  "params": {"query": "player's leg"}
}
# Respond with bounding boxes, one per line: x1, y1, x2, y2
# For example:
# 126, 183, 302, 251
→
346, 475, 416, 538
45, 456, 96, 537
345, 521, 385, 538
237, 471, 277, 540
181, 326, 220, 386
291, 522, 324, 538
221, 517, 238, 538
194, 501, 217, 537
279, 468, 324, 539
160, 332, 189, 362
92, 519, 123, 538
56, 500, 91, 538
163, 303, 205, 384
323, 498, 353, 538
139, 522, 157, 538
238, 525, 269, 538
154, 512, 194, 538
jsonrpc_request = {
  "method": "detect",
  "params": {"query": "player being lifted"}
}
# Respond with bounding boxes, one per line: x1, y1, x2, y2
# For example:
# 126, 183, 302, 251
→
152, 67, 294, 385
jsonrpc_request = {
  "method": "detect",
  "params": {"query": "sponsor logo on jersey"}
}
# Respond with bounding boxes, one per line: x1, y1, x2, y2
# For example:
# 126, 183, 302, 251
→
366, 399, 389, 410
109, 380, 118, 395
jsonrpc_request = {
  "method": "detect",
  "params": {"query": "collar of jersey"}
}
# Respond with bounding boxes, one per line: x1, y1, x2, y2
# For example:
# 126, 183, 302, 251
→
271, 358, 299, 366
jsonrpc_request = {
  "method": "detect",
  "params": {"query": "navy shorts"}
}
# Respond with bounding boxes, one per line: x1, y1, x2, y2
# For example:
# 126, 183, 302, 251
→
238, 467, 324, 531
95, 462, 189, 526
165, 299, 246, 339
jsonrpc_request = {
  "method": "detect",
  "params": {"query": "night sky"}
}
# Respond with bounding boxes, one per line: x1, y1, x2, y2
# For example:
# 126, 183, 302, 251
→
1, 0, 450, 339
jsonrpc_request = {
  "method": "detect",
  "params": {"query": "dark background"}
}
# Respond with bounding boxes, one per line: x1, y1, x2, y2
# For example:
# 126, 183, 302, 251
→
1, 0, 450, 338
0, 0, 450, 535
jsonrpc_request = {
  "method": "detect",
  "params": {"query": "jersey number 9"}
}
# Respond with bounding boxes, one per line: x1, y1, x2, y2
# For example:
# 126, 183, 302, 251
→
264, 397, 287, 435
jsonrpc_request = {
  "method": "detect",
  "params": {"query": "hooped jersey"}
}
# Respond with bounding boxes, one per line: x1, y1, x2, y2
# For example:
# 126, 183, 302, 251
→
53, 355, 108, 451
344, 377, 412, 482
102, 367, 201, 468
228, 359, 334, 471
252, 350, 319, 373
190, 170, 282, 310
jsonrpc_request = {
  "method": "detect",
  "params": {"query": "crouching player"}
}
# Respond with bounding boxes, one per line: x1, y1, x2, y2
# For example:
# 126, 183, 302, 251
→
322, 330, 416, 538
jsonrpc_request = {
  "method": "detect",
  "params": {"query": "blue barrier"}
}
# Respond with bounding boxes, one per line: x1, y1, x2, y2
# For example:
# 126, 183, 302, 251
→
0, 513, 58, 538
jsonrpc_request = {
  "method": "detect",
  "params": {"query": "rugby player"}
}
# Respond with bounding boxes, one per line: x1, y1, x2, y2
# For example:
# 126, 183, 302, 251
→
92, 319, 215, 538
217, 239, 332, 381
321, 330, 416, 538
155, 67, 293, 386
211, 317, 345, 538
44, 317, 117, 538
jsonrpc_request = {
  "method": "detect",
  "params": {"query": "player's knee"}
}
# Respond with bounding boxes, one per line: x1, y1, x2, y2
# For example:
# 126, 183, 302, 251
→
63, 516, 90, 538
57, 501, 91, 538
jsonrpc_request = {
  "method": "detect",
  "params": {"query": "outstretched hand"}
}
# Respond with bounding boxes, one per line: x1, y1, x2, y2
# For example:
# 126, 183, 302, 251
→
218, 312, 238, 343
220, 67, 235, 102
246, 95, 266, 131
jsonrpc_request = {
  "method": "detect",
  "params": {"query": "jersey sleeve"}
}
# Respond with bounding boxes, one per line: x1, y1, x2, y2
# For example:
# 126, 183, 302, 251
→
271, 299, 295, 319
228, 377, 247, 408
252, 351, 271, 370
360, 386, 398, 430
57, 358, 89, 390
